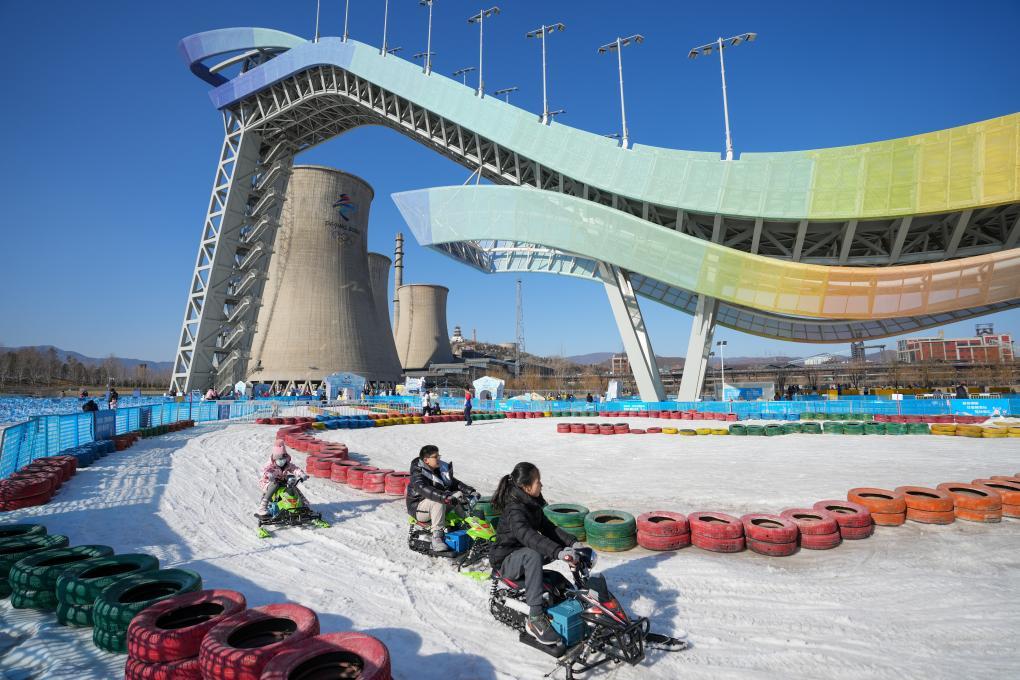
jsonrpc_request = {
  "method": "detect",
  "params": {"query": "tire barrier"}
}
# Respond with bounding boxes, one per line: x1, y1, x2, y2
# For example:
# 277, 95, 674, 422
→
544, 503, 590, 542
259, 412, 505, 429
92, 569, 204, 653
260, 632, 393, 680
584, 510, 637, 552
9, 545, 114, 611
127, 589, 247, 670
384, 471, 411, 496
779, 508, 841, 550
636, 512, 690, 551
847, 488, 906, 526
740, 514, 799, 557
55, 553, 160, 627
688, 512, 745, 553
972, 478, 1020, 518
363, 469, 394, 494
936, 482, 1002, 522
895, 485, 956, 524
347, 466, 379, 490
1, 534, 70, 598
198, 603, 320, 680
0, 523, 47, 542
813, 500, 874, 540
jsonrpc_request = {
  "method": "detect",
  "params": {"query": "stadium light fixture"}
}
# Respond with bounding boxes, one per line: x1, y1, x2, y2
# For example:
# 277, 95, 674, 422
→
716, 340, 728, 389
413, 51, 436, 73
494, 86, 519, 103
386, 46, 403, 55
453, 66, 476, 85
419, 0, 435, 74
597, 35, 644, 149
467, 7, 500, 97
688, 33, 757, 161
526, 22, 566, 124
343, 0, 351, 41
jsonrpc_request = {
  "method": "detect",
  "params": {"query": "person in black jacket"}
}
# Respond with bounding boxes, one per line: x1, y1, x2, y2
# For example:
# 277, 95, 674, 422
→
406, 444, 478, 553
490, 461, 583, 646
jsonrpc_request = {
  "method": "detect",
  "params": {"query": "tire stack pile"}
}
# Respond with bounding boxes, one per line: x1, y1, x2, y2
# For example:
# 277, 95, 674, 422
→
329, 460, 360, 484
975, 478, 1020, 517
0, 455, 76, 512
384, 471, 411, 496
543, 504, 589, 542
56, 553, 160, 627
92, 568, 204, 652
125, 589, 247, 680
931, 423, 957, 436
936, 482, 1002, 522
1, 531, 69, 597
198, 603, 320, 679
813, 500, 874, 539
307, 442, 349, 478
780, 508, 841, 550
260, 632, 393, 680
688, 512, 745, 553
584, 510, 637, 552
739, 514, 799, 556
347, 466, 379, 490
896, 486, 955, 524
8, 544, 114, 611
636, 511, 690, 551
847, 488, 906, 526
363, 469, 394, 494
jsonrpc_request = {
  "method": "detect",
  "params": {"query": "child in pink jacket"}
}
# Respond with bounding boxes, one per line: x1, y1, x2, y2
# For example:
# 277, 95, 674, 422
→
256, 443, 307, 517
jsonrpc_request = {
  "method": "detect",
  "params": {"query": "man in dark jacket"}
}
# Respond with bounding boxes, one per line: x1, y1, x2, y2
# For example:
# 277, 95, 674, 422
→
406, 445, 478, 552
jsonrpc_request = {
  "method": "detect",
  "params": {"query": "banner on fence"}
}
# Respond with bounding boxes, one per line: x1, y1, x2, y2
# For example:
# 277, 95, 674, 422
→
218, 403, 231, 420
140, 406, 152, 429
94, 411, 116, 441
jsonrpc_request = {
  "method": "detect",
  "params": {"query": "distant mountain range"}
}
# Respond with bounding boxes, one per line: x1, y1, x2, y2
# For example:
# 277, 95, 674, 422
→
1, 346, 173, 372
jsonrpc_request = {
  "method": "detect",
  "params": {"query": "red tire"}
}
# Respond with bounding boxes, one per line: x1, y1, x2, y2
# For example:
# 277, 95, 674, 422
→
330, 460, 360, 483
636, 531, 690, 551
812, 500, 872, 528
747, 538, 798, 557
871, 511, 906, 526
259, 632, 391, 680
847, 488, 906, 515
198, 604, 319, 680
687, 512, 744, 539
347, 466, 378, 490
799, 531, 842, 550
646, 427, 662, 434
636, 511, 689, 537
839, 523, 875, 540
127, 589, 247, 663
124, 657, 202, 680
691, 533, 745, 553
0, 491, 53, 511
0, 476, 53, 500
779, 508, 839, 536
630, 429, 646, 434
906, 508, 956, 524
384, 472, 411, 496
740, 514, 799, 544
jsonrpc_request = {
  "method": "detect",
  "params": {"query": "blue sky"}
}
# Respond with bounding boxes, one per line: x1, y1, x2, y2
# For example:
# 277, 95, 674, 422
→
1, 0, 1018, 361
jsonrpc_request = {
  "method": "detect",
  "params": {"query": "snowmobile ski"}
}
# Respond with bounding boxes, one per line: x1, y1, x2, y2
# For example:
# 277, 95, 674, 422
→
645, 632, 689, 652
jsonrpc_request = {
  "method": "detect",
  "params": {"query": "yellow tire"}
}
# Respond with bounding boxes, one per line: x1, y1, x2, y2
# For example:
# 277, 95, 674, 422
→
662, 427, 678, 435
711, 428, 729, 435
695, 428, 712, 435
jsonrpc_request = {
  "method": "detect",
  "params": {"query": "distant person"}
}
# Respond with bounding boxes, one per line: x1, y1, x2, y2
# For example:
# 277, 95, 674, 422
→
429, 391, 440, 415
464, 390, 473, 426
955, 384, 968, 399
421, 391, 431, 417
79, 389, 88, 399
586, 393, 593, 403
60, 390, 66, 398
108, 388, 119, 410
82, 399, 99, 413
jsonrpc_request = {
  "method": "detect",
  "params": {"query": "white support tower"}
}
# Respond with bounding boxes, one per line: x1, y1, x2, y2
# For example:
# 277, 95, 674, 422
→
171, 111, 292, 394
599, 263, 665, 402
677, 295, 719, 401
515, 278, 525, 377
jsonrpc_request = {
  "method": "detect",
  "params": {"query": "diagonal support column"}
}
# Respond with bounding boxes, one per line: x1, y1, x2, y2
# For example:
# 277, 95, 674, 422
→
599, 263, 665, 402
677, 295, 719, 401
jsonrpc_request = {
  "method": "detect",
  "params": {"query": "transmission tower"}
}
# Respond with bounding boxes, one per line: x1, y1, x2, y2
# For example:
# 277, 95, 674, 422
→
515, 278, 525, 377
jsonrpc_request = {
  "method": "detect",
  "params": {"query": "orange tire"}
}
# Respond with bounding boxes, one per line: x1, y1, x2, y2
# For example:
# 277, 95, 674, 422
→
991, 475, 1020, 485
847, 488, 906, 514
871, 511, 906, 526
1002, 504, 1020, 518
936, 483, 1002, 511
971, 479, 1020, 505
905, 508, 955, 524
894, 486, 954, 512
954, 507, 1002, 523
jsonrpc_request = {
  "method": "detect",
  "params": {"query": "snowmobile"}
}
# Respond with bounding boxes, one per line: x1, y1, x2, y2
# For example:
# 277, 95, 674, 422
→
489, 547, 687, 679
407, 493, 496, 570
256, 475, 330, 539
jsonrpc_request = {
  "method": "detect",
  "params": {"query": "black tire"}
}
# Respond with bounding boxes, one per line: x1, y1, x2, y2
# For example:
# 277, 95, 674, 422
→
56, 553, 160, 606
93, 569, 203, 631
543, 503, 590, 529
11, 587, 58, 611
9, 545, 114, 592
584, 510, 637, 540
93, 624, 129, 654
0, 524, 47, 544
0, 535, 70, 577
56, 600, 95, 627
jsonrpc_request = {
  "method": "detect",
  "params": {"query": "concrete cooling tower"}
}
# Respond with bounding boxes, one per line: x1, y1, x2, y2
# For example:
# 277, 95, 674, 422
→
367, 252, 401, 369
394, 284, 455, 371
249, 165, 402, 386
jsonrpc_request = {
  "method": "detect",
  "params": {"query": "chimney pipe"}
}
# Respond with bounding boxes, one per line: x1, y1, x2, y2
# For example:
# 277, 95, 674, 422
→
393, 232, 404, 336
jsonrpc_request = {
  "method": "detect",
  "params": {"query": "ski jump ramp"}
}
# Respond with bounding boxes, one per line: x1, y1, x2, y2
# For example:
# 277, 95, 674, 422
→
174, 27, 1020, 400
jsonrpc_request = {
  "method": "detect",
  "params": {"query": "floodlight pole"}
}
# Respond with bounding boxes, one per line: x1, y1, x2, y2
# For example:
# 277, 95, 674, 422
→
717, 38, 734, 161
315, 0, 321, 42
598, 36, 643, 149
468, 7, 500, 97
527, 23, 565, 124
381, 0, 390, 56
717, 340, 727, 392
420, 0, 434, 74
343, 0, 350, 41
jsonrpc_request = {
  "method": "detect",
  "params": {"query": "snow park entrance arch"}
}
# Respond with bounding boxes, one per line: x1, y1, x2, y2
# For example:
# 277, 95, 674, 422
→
171, 28, 1020, 399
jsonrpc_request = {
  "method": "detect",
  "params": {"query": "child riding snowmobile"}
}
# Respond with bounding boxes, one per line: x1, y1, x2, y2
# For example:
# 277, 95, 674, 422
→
254, 444, 328, 538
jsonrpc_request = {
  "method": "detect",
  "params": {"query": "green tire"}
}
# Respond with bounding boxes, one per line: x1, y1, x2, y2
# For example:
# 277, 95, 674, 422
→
0, 580, 11, 598
802, 422, 822, 434
587, 534, 637, 552
823, 422, 844, 434
92, 624, 128, 654
9, 545, 114, 592
843, 423, 865, 435
0, 535, 71, 576
782, 423, 802, 434
764, 425, 785, 436
864, 423, 885, 435
908, 423, 931, 434
11, 587, 59, 611
543, 503, 590, 529
584, 510, 637, 540
92, 569, 203, 632
56, 553, 160, 607
0, 524, 48, 545
728, 425, 747, 435
560, 526, 586, 541
886, 423, 907, 435
56, 600, 95, 627
745, 425, 765, 436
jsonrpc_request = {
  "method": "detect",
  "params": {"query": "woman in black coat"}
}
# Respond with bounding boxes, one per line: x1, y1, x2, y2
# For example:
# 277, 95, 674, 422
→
490, 462, 582, 646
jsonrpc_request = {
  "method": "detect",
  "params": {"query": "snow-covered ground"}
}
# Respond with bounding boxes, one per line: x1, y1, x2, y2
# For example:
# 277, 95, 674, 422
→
2, 417, 1019, 679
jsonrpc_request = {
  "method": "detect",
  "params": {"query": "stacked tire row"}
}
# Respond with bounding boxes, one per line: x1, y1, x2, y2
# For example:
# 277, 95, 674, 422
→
0, 455, 77, 512
544, 504, 589, 542
636, 512, 690, 551
583, 511, 637, 552
931, 424, 1018, 438
137, 420, 197, 438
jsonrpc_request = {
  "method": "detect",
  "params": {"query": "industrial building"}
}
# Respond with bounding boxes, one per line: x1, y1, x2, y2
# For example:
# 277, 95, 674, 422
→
897, 332, 1015, 364
247, 166, 401, 391
393, 284, 455, 371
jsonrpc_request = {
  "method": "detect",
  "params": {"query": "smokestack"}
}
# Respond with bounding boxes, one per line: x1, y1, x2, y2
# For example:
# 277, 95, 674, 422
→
249, 166, 402, 386
394, 284, 454, 370
393, 232, 404, 336
367, 252, 402, 378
